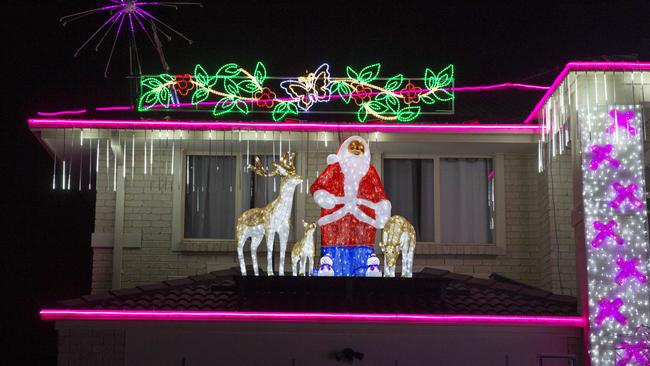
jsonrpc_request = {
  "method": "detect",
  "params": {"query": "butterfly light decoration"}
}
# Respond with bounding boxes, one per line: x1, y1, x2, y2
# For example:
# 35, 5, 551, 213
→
280, 63, 332, 111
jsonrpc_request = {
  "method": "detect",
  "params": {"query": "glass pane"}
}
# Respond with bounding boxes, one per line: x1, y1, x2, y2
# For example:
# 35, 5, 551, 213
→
184, 155, 236, 239
440, 158, 493, 243
383, 159, 435, 241
242, 155, 281, 210
242, 155, 296, 241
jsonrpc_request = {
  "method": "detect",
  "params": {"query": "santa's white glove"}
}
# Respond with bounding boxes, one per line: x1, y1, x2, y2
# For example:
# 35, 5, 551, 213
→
374, 200, 392, 229
313, 190, 338, 210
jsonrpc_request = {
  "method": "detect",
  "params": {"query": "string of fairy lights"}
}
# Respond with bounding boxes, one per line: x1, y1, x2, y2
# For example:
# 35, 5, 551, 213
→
580, 105, 650, 365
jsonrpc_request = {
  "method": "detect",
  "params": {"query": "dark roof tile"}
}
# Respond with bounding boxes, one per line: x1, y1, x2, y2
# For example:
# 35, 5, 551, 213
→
189, 273, 216, 282
466, 277, 494, 287
109, 288, 143, 297
137, 283, 169, 292
493, 282, 524, 293
164, 278, 195, 287
442, 272, 472, 282
547, 294, 578, 303
519, 288, 552, 298
52, 267, 577, 316
81, 293, 115, 302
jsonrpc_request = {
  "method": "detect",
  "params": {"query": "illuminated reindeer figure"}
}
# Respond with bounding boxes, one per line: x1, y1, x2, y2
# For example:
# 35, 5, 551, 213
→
291, 221, 317, 276
379, 215, 416, 277
236, 152, 303, 276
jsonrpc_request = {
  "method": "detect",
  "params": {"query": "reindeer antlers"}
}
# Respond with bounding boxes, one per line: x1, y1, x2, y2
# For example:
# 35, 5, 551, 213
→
248, 152, 298, 177
247, 156, 279, 177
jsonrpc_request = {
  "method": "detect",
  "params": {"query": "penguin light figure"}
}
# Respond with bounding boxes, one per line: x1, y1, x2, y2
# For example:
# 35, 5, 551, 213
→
318, 253, 335, 276
365, 253, 382, 277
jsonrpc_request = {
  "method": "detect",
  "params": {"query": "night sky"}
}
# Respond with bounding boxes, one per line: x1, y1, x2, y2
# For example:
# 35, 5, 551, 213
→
4, 1, 649, 364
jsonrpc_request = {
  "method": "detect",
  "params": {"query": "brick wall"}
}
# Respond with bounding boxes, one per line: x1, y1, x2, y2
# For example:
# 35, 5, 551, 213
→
90, 149, 116, 293
537, 151, 577, 296
90, 145, 577, 293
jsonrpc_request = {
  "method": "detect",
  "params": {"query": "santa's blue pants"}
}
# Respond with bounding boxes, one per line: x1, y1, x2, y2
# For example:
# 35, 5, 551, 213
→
320, 246, 375, 277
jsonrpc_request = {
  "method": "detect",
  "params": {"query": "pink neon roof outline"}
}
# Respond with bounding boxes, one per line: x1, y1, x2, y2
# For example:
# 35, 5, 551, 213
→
28, 118, 539, 134
523, 61, 650, 124
40, 309, 585, 327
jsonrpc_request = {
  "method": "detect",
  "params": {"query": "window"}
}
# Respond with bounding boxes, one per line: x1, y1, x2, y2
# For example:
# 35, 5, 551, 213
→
184, 155, 236, 239
183, 154, 298, 241
439, 158, 494, 243
383, 159, 435, 241
383, 157, 495, 244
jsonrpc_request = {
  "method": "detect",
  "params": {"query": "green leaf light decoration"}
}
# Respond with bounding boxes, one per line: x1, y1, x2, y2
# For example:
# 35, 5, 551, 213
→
137, 62, 455, 122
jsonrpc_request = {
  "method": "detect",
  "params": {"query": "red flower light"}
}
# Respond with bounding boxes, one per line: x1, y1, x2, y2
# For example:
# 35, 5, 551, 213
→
254, 87, 277, 108
401, 82, 422, 105
173, 74, 195, 97
352, 84, 372, 106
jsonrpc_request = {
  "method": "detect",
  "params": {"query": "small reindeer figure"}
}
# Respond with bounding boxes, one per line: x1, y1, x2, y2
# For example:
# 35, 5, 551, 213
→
291, 221, 317, 276
378, 215, 416, 277
236, 152, 303, 276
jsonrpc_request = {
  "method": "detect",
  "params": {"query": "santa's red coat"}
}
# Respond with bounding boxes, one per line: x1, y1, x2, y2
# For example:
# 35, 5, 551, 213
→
310, 162, 388, 247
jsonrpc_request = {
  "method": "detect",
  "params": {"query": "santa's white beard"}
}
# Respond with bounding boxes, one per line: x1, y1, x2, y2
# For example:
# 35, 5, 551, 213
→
340, 155, 370, 198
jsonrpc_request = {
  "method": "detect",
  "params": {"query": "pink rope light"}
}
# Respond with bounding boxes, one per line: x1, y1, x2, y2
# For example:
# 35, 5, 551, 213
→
39, 309, 585, 327
28, 118, 540, 134
523, 62, 650, 124
95, 106, 133, 111
36, 109, 87, 117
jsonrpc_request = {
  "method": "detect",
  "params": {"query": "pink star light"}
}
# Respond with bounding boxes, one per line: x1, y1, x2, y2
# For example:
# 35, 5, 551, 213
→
591, 220, 625, 248
595, 297, 627, 326
610, 182, 644, 210
615, 257, 648, 286
589, 144, 620, 171
606, 109, 637, 135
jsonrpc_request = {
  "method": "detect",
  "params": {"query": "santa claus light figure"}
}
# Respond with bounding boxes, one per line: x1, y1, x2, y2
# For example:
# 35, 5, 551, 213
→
310, 136, 392, 276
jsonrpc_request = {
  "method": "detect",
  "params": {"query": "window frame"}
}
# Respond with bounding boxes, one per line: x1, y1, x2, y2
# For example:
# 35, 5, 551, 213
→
171, 146, 304, 251
380, 153, 506, 254
182, 152, 241, 241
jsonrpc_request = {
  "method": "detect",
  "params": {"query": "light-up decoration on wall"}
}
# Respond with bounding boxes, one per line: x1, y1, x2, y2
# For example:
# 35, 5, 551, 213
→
614, 258, 648, 286
591, 220, 624, 248
615, 325, 650, 365
589, 144, 620, 171
137, 62, 455, 122
580, 105, 650, 365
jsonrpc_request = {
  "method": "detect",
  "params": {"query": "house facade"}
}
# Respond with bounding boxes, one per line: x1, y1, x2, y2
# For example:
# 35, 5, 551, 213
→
34, 62, 650, 365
